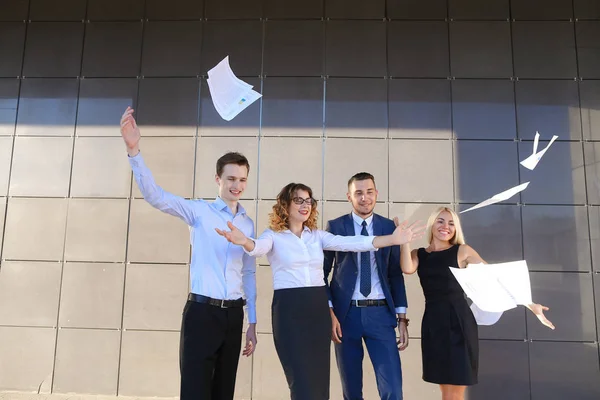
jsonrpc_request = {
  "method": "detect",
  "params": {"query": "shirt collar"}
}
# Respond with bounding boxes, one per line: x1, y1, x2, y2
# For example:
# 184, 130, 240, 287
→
213, 197, 246, 217
352, 212, 373, 227
283, 225, 312, 234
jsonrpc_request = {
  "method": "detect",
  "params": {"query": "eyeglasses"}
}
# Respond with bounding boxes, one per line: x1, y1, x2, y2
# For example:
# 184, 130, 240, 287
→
292, 197, 317, 206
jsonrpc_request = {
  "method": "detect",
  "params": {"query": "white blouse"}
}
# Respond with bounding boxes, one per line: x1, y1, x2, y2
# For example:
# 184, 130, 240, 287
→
247, 226, 377, 290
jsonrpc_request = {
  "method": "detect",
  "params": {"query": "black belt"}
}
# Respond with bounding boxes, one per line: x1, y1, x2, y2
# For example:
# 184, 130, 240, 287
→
351, 299, 388, 307
187, 293, 246, 308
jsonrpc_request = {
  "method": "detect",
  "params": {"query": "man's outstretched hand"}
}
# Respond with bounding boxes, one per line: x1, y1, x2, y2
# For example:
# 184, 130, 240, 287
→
120, 106, 141, 156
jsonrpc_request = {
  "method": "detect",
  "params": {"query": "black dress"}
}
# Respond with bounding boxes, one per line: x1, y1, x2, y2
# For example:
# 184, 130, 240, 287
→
417, 245, 479, 385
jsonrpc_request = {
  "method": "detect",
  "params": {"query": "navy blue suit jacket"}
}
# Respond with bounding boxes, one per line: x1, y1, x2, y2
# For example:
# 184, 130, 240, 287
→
323, 213, 408, 323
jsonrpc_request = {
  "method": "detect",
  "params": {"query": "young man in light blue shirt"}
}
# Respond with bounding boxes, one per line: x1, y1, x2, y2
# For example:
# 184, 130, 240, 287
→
120, 107, 257, 400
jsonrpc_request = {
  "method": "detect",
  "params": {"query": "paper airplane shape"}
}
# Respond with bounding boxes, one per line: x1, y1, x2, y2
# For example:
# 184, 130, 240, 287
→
520, 131, 558, 170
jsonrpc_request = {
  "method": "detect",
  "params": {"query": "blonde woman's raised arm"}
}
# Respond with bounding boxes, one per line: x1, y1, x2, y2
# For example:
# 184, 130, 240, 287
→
400, 244, 418, 274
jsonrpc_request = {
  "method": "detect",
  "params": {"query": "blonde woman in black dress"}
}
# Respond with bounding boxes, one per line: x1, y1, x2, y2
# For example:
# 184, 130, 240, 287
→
399, 207, 554, 400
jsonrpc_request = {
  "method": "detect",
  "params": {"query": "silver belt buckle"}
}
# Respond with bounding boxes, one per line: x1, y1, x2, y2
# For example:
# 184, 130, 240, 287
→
220, 299, 227, 308
356, 300, 366, 308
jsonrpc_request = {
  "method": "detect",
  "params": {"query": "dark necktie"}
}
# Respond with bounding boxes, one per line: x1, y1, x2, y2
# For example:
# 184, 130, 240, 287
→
360, 220, 371, 297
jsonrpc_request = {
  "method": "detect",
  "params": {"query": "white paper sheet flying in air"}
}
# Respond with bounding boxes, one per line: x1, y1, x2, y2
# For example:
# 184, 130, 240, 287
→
449, 260, 533, 325
460, 182, 530, 214
207, 56, 262, 121
520, 132, 559, 170
470, 303, 503, 326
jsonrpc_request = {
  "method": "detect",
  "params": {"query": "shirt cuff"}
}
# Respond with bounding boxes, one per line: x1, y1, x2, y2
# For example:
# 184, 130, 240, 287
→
128, 149, 142, 158
328, 301, 333, 308
395, 307, 407, 315
368, 236, 378, 252
127, 151, 144, 168
243, 238, 258, 257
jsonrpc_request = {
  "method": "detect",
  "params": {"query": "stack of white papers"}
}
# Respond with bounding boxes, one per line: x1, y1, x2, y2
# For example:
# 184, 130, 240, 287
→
469, 303, 504, 326
207, 56, 262, 121
449, 260, 533, 325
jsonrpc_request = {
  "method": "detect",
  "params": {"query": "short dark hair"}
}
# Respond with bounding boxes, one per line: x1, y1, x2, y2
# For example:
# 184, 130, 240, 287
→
216, 152, 250, 177
347, 172, 376, 188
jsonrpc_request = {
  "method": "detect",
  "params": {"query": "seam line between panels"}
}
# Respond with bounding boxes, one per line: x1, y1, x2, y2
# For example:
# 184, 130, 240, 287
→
508, 2, 536, 397
116, 3, 147, 394
248, 20, 268, 397
0, 113, 18, 264
321, 18, 327, 213
50, 0, 89, 393
385, 16, 391, 206
444, 6, 458, 209
0, 4, 32, 266
572, 1, 600, 368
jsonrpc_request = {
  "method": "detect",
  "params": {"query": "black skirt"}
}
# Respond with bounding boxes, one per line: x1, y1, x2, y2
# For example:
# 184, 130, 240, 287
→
421, 297, 479, 385
272, 286, 331, 400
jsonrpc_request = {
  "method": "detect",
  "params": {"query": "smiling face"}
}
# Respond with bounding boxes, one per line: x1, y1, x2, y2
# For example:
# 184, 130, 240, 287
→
215, 164, 248, 203
431, 210, 456, 243
288, 189, 313, 225
426, 207, 466, 246
347, 178, 378, 218
270, 183, 319, 232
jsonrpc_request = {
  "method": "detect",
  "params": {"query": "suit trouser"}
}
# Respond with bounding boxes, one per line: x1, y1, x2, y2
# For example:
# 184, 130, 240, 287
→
335, 305, 403, 400
179, 300, 244, 400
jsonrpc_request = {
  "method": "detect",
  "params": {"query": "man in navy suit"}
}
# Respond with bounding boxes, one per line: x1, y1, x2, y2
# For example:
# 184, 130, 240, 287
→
324, 172, 409, 400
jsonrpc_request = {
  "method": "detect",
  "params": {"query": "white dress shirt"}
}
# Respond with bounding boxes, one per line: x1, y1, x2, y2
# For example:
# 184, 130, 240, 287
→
352, 212, 407, 315
129, 153, 257, 323
247, 226, 377, 290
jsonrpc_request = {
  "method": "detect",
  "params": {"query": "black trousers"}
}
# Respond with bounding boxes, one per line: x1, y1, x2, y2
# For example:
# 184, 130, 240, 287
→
179, 300, 244, 400
272, 286, 331, 400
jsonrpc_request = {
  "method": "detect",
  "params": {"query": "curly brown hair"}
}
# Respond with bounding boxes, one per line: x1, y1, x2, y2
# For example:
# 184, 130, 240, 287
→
269, 183, 319, 232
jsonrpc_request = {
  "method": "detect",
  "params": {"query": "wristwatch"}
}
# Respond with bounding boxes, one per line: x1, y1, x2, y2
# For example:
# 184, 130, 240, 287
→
397, 317, 410, 327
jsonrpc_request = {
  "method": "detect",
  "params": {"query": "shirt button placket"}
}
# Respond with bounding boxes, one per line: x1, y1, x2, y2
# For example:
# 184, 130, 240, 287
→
301, 241, 311, 286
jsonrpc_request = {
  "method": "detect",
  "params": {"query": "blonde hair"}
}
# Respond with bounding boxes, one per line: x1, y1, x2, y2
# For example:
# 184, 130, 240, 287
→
269, 183, 319, 232
426, 207, 465, 245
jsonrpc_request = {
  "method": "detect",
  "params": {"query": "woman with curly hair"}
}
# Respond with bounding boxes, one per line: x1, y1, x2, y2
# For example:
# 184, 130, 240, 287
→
216, 182, 424, 400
